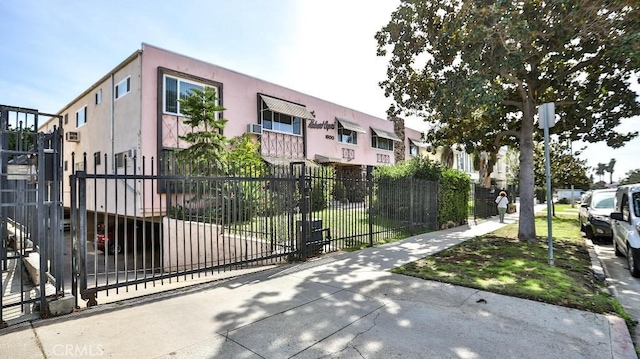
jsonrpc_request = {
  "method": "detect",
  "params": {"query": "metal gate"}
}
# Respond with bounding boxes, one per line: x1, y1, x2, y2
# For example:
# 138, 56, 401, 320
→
0, 106, 64, 327
70, 156, 308, 307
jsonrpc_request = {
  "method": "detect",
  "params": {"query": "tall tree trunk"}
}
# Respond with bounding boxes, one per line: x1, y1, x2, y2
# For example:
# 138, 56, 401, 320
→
518, 104, 537, 241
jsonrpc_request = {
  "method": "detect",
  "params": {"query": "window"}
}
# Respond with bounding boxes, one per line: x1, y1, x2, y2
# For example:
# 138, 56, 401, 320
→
115, 77, 131, 100
76, 106, 87, 127
75, 162, 85, 171
622, 194, 630, 221
338, 125, 358, 145
94, 151, 101, 166
371, 135, 393, 151
164, 75, 212, 115
633, 192, 640, 218
64, 160, 68, 171
259, 99, 302, 136
115, 152, 126, 168
64, 114, 68, 125
95, 89, 102, 105
409, 143, 418, 156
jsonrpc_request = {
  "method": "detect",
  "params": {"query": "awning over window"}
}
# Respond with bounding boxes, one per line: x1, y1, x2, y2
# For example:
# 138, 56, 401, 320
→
371, 127, 401, 142
409, 138, 428, 148
263, 156, 318, 167
260, 95, 315, 120
335, 118, 366, 134
315, 154, 342, 163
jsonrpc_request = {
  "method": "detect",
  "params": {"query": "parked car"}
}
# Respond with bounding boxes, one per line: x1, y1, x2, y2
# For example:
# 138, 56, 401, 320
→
96, 222, 157, 255
610, 184, 640, 277
578, 188, 617, 241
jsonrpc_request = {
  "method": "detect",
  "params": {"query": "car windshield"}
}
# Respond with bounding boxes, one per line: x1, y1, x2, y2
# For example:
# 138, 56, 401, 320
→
592, 192, 615, 209
633, 192, 640, 218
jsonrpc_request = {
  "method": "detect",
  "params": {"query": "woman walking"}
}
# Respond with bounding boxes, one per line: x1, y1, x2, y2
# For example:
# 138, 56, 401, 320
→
495, 191, 509, 223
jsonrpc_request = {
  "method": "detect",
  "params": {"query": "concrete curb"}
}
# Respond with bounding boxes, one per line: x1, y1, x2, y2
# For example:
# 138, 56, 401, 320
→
608, 315, 638, 359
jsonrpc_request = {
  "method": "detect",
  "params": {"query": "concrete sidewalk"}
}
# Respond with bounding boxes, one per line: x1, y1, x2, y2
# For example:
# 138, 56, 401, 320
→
0, 210, 636, 358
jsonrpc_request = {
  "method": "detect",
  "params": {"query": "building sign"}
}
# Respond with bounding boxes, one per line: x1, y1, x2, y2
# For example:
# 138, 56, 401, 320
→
342, 148, 355, 161
376, 154, 391, 164
308, 119, 335, 131
7, 164, 36, 180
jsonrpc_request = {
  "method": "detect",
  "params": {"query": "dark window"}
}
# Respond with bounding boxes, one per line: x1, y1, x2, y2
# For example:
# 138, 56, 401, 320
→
338, 125, 358, 144
95, 89, 102, 105
371, 135, 393, 151
259, 99, 301, 136
94, 151, 101, 166
115, 152, 126, 168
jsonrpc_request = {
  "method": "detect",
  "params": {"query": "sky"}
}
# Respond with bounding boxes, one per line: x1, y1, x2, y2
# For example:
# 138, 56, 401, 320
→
0, 1, 637, 182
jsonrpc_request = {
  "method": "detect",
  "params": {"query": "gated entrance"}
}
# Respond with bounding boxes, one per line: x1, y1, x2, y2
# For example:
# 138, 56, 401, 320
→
69, 156, 439, 307
0, 106, 64, 327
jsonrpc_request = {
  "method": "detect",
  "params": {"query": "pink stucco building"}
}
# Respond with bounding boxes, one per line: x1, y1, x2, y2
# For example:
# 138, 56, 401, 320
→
40, 43, 429, 217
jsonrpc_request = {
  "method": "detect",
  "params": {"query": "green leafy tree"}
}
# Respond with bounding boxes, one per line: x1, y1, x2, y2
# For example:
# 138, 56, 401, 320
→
532, 141, 591, 190
178, 87, 228, 169
621, 169, 640, 185
376, 1, 639, 240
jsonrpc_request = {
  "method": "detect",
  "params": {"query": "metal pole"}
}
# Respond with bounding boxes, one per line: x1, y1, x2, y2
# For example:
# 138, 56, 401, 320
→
543, 114, 554, 266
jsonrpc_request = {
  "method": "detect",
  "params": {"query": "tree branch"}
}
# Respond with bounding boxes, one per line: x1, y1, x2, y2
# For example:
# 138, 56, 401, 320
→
494, 130, 521, 149
503, 100, 523, 109
558, 55, 599, 80
500, 70, 527, 99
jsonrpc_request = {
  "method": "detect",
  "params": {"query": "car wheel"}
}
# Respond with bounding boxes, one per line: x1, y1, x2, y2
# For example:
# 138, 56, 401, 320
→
109, 242, 122, 255
614, 240, 623, 257
627, 245, 640, 278
584, 226, 594, 240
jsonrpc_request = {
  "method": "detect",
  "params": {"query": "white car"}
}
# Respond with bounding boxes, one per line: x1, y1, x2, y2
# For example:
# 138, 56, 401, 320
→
611, 184, 640, 277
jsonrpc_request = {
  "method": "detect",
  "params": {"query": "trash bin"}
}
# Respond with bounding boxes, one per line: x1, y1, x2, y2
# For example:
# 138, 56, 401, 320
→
296, 218, 323, 255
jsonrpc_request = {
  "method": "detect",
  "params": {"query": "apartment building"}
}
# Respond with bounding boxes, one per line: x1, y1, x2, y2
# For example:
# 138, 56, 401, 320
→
39, 43, 432, 217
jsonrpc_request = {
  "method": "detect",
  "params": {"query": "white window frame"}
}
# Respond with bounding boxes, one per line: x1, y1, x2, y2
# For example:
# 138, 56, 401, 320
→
95, 89, 102, 105
114, 76, 131, 100
371, 135, 393, 151
76, 106, 87, 128
163, 75, 215, 116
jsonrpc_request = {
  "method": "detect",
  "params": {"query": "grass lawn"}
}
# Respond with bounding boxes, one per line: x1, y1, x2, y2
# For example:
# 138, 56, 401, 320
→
392, 213, 634, 325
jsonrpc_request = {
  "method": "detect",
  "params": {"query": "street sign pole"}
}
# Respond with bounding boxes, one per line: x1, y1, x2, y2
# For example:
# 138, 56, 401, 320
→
539, 102, 555, 266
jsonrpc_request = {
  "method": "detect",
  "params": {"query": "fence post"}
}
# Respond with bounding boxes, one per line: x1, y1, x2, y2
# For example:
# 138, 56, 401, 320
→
295, 162, 309, 260
367, 166, 374, 247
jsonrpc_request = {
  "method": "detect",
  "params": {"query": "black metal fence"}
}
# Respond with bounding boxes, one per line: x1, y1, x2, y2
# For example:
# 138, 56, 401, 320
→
70, 155, 440, 306
1, 106, 64, 327
472, 184, 499, 219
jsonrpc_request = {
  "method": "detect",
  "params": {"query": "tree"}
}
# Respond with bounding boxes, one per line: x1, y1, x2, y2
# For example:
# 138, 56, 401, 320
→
439, 145, 454, 168
472, 151, 497, 187
177, 87, 228, 169
595, 163, 607, 183
532, 141, 591, 190
607, 158, 617, 184
376, 1, 639, 240
620, 169, 640, 185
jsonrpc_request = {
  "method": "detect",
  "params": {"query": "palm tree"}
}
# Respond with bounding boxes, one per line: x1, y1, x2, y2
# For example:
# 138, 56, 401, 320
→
595, 163, 607, 183
607, 158, 616, 184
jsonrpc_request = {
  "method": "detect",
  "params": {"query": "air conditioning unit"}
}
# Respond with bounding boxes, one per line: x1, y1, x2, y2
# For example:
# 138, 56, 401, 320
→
247, 124, 262, 135
65, 131, 80, 142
